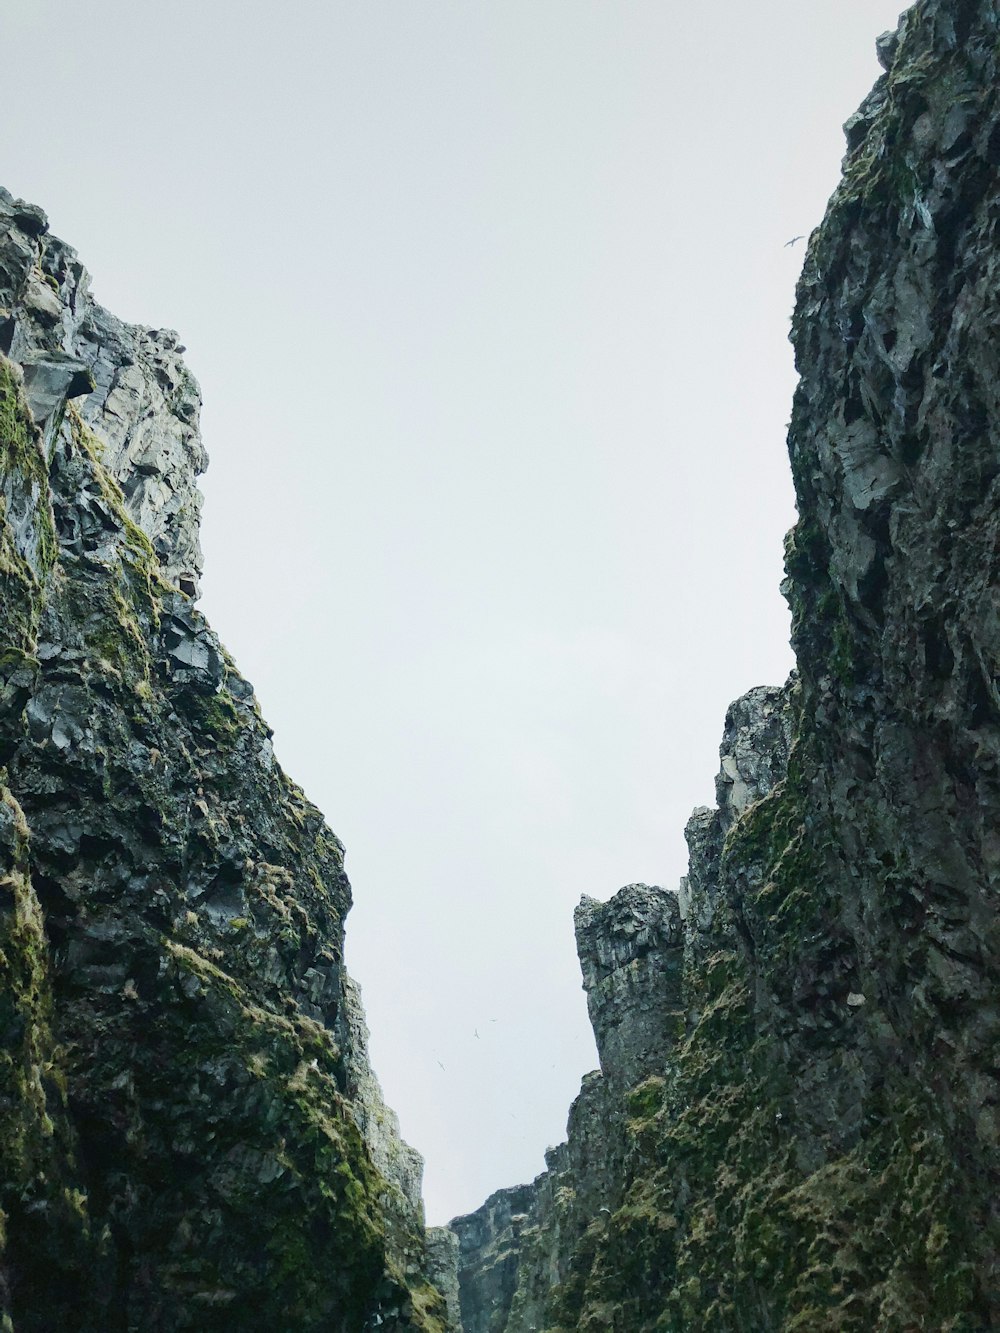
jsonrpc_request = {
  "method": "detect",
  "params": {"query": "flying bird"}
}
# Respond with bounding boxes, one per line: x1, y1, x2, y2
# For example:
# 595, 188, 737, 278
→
785, 235, 805, 248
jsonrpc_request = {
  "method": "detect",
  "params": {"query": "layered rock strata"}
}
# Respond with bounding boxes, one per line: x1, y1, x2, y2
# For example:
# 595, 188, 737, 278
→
453, 2, 1000, 1326
0, 191, 450, 1330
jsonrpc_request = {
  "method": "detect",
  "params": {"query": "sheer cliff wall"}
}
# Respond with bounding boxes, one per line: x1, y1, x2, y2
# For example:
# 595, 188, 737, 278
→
451, 2, 1000, 1327
0, 187, 451, 1332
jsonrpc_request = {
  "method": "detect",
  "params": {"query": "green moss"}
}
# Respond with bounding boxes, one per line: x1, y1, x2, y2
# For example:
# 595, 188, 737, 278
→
171, 683, 245, 749
0, 358, 57, 580
558, 722, 994, 1330
129, 939, 417, 1329
0, 785, 105, 1327
0, 362, 47, 492
0, 357, 450, 1326
626, 1077, 667, 1125
68, 406, 160, 572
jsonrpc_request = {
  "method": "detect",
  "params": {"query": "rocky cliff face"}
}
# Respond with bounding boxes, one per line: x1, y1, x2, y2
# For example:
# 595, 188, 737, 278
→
450, 687, 791, 1333
451, 2, 1000, 1327
0, 188, 450, 1331
7, 0, 1000, 1326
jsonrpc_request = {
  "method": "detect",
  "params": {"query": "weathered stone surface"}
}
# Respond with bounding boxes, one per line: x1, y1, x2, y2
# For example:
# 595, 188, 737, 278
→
576, 885, 684, 1092
679, 681, 793, 959
10, 0, 1000, 1325
451, 1183, 537, 1333
0, 186, 206, 596
449, 878, 694, 1332
338, 971, 427, 1222
18, 351, 93, 434
0, 199, 451, 1329
426, 1228, 462, 1332
449, 702, 787, 1333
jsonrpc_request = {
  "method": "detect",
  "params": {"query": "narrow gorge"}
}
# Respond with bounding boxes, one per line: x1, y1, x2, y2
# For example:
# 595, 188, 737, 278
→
3, 0, 1000, 1328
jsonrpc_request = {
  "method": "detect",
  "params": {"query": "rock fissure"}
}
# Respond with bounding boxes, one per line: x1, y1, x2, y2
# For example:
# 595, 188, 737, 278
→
4, 1, 1000, 1328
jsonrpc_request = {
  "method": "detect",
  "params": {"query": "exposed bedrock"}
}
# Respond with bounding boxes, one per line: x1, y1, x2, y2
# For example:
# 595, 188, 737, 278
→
7, 0, 1000, 1327
0, 186, 205, 596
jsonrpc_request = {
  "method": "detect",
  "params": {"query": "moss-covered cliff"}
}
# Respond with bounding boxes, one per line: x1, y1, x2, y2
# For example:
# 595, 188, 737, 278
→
8, 0, 1000, 1325
452, 2, 1000, 1327
0, 191, 449, 1331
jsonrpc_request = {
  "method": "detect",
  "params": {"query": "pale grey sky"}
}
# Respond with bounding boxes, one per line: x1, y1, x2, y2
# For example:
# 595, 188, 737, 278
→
5, 1, 907, 1223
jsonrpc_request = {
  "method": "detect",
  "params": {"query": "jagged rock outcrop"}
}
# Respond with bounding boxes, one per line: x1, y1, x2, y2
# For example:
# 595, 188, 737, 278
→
576, 883, 685, 1093
0, 188, 206, 596
453, 2, 1000, 1327
450, 687, 791, 1333
679, 682, 794, 964
0, 193, 450, 1329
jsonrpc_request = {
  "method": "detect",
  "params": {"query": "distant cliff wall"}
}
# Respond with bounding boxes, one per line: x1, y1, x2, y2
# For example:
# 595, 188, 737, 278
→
449, 687, 791, 1332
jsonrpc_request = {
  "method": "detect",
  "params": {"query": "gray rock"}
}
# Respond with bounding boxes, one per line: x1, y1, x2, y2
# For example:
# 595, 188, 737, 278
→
451, 4, 1000, 1326
425, 1228, 462, 1332
337, 971, 428, 1224
575, 884, 684, 1090
0, 187, 207, 595
0, 194, 453, 1330
450, 880, 694, 1332
450, 1183, 538, 1333
875, 27, 900, 72
19, 350, 94, 415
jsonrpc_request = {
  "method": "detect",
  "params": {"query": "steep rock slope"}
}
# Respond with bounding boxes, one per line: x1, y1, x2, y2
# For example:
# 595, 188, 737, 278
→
0, 189, 449, 1331
453, 1, 1000, 1327
450, 686, 791, 1332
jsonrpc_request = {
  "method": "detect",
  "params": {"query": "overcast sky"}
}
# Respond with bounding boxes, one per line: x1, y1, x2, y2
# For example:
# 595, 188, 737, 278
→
4, 1, 907, 1224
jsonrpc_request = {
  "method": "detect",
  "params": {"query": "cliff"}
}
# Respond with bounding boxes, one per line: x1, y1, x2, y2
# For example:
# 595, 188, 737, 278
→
450, 687, 792, 1332
0, 188, 449, 1330
451, 2, 1000, 1327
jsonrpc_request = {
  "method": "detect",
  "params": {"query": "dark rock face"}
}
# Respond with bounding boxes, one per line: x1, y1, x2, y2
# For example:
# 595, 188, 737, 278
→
0, 188, 206, 596
451, 1184, 538, 1333
449, 691, 790, 1333
0, 194, 450, 1329
8, 0, 1000, 1325
425, 1228, 462, 1332
679, 682, 794, 966
452, 2, 1000, 1327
